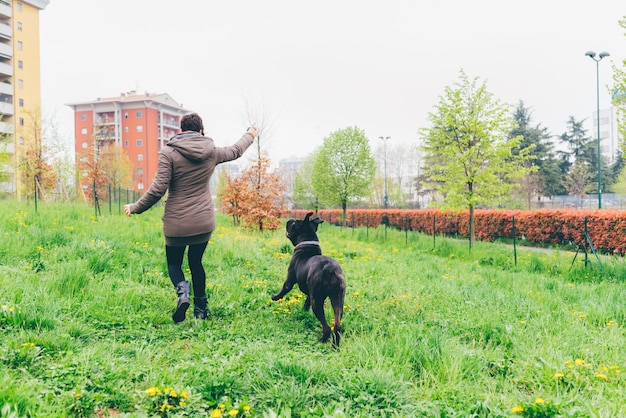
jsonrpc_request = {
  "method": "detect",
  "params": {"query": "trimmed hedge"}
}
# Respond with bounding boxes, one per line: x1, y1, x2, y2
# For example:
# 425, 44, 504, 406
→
286, 209, 626, 255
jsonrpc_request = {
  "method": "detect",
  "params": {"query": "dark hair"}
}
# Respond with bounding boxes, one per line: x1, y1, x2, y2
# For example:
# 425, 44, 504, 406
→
180, 113, 204, 133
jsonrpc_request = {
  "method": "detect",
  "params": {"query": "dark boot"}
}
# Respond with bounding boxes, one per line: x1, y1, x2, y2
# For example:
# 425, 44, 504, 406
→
194, 296, 208, 319
172, 281, 190, 323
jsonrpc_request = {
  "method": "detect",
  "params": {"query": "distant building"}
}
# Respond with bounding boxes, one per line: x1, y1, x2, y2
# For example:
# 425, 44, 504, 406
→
66, 91, 193, 192
0, 0, 49, 195
277, 157, 304, 209
593, 105, 622, 164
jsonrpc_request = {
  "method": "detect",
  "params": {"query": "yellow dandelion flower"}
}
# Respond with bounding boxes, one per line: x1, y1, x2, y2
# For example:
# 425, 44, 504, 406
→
212, 409, 222, 418
181, 390, 189, 399
219, 404, 226, 409
228, 410, 239, 416
179, 401, 186, 406
574, 358, 585, 366
243, 405, 251, 411
554, 373, 564, 379
535, 397, 545, 405
145, 387, 160, 397
596, 372, 608, 380
511, 406, 524, 413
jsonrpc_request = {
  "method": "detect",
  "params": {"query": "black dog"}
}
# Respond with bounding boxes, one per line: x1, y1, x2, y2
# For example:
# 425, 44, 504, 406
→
272, 212, 346, 348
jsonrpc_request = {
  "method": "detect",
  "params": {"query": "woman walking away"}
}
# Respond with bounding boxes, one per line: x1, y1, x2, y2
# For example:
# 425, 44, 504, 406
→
125, 113, 257, 322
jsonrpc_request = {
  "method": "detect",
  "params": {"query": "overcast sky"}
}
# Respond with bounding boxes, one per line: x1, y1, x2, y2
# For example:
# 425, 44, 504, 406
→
40, 0, 625, 164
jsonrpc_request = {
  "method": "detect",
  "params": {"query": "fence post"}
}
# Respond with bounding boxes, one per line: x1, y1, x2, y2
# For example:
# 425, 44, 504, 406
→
405, 215, 409, 245
433, 213, 436, 248
33, 176, 38, 213
512, 215, 517, 266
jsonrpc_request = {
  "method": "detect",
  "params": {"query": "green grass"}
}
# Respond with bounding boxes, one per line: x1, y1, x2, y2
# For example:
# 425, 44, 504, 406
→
1, 201, 625, 417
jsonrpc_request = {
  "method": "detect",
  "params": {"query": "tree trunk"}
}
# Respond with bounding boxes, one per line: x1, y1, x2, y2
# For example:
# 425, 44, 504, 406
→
342, 201, 347, 227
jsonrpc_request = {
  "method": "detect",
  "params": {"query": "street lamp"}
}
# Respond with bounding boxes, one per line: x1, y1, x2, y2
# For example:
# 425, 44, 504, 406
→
379, 136, 390, 208
585, 50, 610, 209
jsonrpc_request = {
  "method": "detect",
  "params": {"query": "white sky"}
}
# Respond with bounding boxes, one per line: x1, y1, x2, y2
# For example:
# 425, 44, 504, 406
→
40, 0, 625, 164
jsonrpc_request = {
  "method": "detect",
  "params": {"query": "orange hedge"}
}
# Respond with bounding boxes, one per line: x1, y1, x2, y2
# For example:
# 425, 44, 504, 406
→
285, 209, 626, 255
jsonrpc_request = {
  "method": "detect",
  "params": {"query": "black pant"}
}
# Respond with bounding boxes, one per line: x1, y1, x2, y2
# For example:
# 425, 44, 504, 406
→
165, 242, 208, 298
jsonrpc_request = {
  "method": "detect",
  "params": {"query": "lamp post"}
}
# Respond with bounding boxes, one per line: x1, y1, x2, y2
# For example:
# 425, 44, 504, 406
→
585, 50, 610, 209
379, 136, 390, 208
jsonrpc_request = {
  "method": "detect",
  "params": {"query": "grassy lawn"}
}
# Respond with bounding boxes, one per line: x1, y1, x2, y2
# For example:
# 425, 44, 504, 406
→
1, 201, 625, 417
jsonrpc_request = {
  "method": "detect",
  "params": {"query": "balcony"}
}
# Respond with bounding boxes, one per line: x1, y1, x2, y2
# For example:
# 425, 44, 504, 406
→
0, 22, 10, 41
0, 42, 10, 59
0, 120, 12, 134
0, 100, 13, 116
0, 61, 12, 77
0, 2, 11, 19
0, 80, 11, 96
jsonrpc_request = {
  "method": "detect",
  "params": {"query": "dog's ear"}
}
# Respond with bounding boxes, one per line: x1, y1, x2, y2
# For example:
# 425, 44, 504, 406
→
304, 212, 314, 222
311, 216, 323, 231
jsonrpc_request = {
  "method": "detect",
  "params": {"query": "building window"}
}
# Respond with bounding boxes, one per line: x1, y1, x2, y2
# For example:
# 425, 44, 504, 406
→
19, 137, 24, 145
136, 139, 143, 147
137, 168, 143, 176
81, 128, 87, 135
138, 182, 144, 190
124, 140, 129, 148
136, 125, 143, 133
124, 126, 129, 133
136, 111, 142, 118
18, 98, 23, 107
17, 3, 22, 12
17, 60, 23, 69
18, 80, 23, 88
17, 41, 22, 51
82, 142, 88, 149
19, 118, 24, 126
137, 154, 143, 161
17, 22, 22, 31
81, 113, 87, 121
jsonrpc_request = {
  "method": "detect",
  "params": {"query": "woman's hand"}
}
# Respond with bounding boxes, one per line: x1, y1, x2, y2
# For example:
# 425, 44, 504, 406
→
124, 204, 132, 217
247, 126, 259, 139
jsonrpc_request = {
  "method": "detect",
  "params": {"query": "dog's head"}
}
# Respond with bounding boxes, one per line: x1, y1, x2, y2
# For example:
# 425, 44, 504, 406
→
286, 212, 324, 246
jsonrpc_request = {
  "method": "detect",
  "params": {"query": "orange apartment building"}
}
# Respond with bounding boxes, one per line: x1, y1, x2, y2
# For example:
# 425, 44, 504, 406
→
67, 91, 193, 193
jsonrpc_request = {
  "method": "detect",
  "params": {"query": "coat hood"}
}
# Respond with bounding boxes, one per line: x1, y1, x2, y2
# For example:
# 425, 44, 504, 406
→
167, 131, 215, 162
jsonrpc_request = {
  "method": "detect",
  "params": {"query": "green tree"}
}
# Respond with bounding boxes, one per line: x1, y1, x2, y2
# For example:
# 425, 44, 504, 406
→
312, 126, 376, 224
293, 151, 320, 210
510, 101, 563, 206
420, 70, 532, 247
564, 160, 593, 208
0, 125, 10, 187
557, 116, 613, 194
611, 17, 626, 152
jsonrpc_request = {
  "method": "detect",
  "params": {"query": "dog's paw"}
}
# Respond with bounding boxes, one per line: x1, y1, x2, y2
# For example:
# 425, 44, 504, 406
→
271, 294, 281, 301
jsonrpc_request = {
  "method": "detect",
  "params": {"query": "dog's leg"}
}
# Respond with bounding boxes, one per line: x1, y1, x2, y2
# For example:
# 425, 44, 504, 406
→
311, 297, 332, 343
271, 276, 296, 301
303, 296, 310, 311
329, 292, 344, 349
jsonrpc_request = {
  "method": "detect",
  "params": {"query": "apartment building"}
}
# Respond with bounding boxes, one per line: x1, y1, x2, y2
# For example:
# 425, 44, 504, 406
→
0, 0, 49, 195
67, 91, 193, 192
